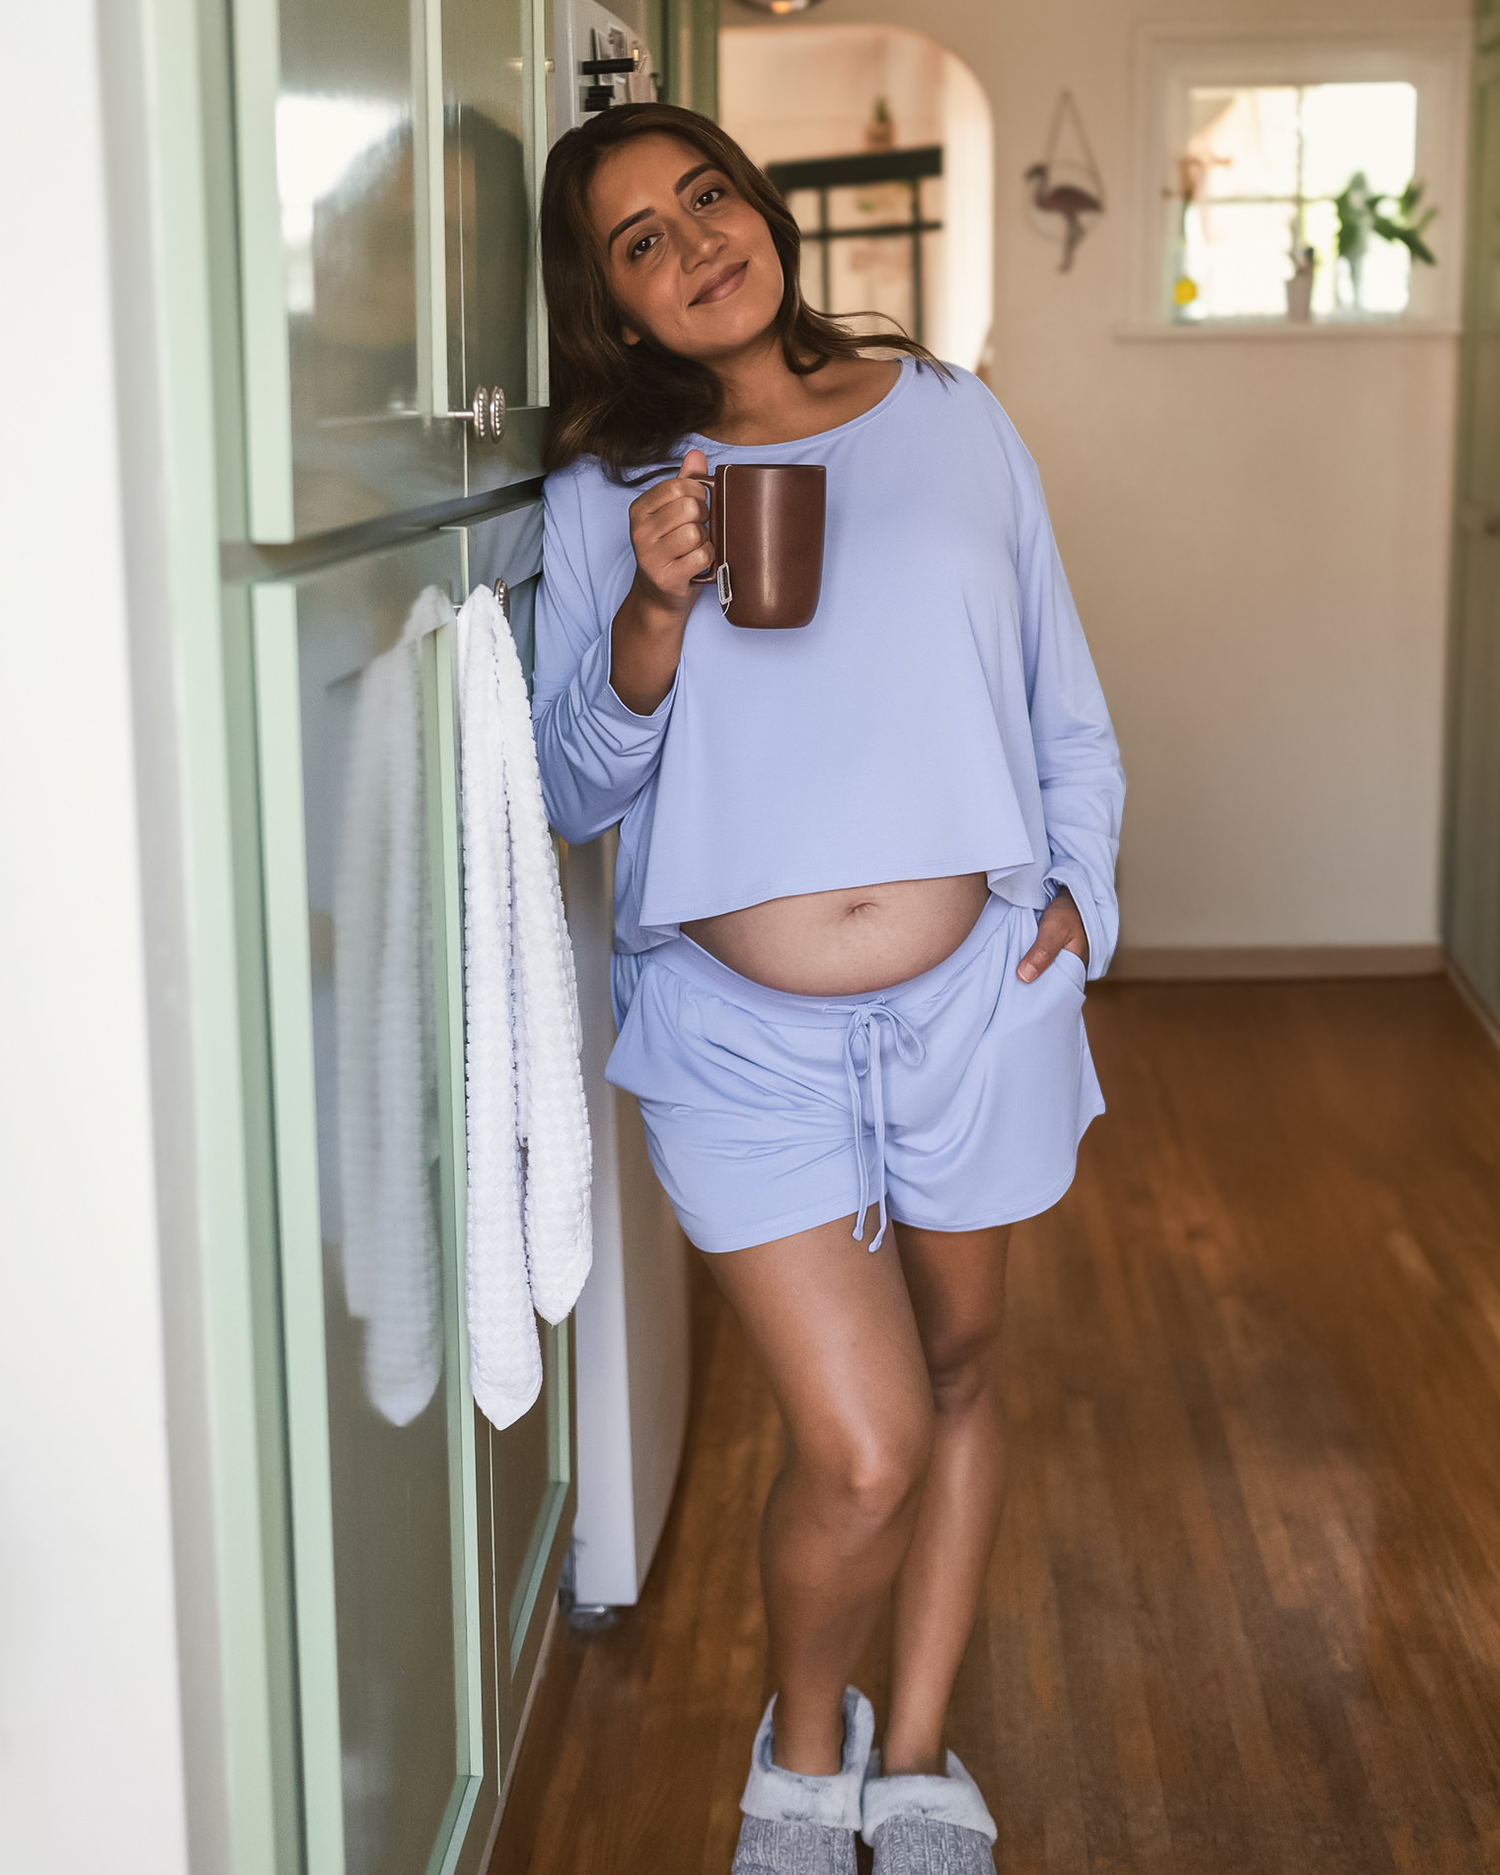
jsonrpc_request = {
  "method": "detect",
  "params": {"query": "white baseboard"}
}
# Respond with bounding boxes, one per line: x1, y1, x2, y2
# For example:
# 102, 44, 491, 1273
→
1109, 943, 1444, 982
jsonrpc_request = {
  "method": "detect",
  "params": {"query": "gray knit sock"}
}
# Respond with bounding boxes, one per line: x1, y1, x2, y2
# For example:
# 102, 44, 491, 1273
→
731, 1814, 858, 1875
733, 1688, 873, 1874
861, 1750, 997, 1873
869, 1816, 996, 1875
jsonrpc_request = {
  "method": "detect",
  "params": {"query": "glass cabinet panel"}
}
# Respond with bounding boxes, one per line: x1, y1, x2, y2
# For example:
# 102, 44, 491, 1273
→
298, 544, 462, 1875
233, 0, 546, 540
254, 535, 482, 1875
443, 0, 540, 432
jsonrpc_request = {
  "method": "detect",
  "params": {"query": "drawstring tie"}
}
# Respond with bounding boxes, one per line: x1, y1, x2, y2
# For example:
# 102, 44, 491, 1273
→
840, 1001, 926, 1252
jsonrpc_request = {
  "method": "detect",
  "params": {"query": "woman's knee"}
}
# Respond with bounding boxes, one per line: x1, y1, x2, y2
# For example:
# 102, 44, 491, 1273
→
897, 1223, 1010, 1419
795, 1413, 934, 1535
922, 1320, 1002, 1417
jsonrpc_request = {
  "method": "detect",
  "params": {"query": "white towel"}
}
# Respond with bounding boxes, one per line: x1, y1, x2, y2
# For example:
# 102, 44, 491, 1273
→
334, 587, 449, 1427
458, 584, 593, 1430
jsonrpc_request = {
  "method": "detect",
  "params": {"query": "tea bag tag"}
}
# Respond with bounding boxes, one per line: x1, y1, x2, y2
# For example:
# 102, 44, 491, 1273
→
717, 564, 733, 609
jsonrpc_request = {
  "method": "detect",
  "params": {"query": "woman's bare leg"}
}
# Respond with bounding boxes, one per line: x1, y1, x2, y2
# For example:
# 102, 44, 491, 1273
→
880, 1223, 1012, 1776
704, 1211, 936, 1777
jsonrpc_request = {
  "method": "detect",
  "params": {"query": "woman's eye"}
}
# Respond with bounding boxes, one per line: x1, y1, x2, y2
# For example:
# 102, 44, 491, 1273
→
629, 231, 661, 260
695, 186, 725, 209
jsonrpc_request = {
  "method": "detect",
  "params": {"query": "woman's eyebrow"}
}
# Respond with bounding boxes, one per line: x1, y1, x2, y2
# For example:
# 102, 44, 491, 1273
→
606, 163, 719, 252
606, 207, 652, 251
673, 161, 717, 195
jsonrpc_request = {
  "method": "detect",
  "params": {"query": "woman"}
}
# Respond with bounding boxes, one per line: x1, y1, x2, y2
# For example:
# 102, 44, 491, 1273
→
532, 101, 1123, 1875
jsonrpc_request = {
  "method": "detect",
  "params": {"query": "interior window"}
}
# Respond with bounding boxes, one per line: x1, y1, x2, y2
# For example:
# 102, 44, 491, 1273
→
1173, 82, 1419, 321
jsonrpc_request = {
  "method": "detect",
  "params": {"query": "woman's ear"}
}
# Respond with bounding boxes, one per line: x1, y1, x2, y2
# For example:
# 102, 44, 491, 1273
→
621, 323, 641, 346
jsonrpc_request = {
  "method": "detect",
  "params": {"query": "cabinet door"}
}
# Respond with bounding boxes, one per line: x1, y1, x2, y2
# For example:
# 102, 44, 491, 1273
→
1448, 38, 1500, 1018
250, 516, 574, 1873
231, 0, 547, 541
253, 535, 487, 1875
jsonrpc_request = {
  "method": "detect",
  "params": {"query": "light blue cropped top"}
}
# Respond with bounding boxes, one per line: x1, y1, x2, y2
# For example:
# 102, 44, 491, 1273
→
531, 358, 1125, 984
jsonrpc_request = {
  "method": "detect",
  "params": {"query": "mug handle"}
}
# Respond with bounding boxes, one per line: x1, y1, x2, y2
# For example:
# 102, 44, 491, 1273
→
684, 472, 718, 584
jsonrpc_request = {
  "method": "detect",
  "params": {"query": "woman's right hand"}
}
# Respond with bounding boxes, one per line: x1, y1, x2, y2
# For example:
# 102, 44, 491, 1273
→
627, 447, 712, 614
608, 448, 711, 714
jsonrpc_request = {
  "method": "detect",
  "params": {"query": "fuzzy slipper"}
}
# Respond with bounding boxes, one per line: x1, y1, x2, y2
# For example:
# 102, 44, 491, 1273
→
731, 1687, 875, 1874
861, 1749, 997, 1874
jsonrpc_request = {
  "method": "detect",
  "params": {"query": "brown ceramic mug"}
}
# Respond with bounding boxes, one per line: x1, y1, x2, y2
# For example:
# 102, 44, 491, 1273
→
687, 462, 827, 630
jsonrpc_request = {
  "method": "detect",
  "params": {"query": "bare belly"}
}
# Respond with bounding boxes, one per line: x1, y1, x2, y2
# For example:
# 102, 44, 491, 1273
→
681, 873, 991, 997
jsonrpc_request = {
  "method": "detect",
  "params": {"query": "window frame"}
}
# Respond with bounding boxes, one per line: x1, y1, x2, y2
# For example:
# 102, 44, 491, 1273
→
1128, 23, 1470, 334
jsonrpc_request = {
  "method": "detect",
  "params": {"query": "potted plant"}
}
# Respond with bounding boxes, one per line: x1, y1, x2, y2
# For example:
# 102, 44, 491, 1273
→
1333, 171, 1437, 312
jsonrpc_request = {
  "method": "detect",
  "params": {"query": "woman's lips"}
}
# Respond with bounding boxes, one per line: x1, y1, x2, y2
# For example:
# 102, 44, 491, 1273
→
691, 261, 748, 305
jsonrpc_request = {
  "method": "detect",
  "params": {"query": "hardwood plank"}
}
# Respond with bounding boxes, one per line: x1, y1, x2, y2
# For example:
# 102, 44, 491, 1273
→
495, 977, 1500, 1874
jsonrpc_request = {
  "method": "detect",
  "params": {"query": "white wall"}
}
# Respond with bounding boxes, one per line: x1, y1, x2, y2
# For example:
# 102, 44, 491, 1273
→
721, 0, 1469, 952
0, 4, 191, 1872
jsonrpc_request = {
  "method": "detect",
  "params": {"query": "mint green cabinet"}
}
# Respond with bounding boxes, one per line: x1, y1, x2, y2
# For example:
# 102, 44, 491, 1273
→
204, 0, 585, 1861
245, 528, 572, 1874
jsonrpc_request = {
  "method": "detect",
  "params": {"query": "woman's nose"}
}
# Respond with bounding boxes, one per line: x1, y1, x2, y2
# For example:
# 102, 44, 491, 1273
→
683, 220, 721, 265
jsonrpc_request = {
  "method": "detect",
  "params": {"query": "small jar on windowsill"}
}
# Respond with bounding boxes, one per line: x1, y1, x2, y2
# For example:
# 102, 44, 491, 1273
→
1286, 246, 1315, 323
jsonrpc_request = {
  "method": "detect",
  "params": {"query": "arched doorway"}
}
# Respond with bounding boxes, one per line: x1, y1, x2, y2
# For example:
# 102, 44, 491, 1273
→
720, 23, 994, 372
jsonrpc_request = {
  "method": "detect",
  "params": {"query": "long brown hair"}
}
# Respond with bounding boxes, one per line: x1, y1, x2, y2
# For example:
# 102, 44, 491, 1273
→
539, 102, 950, 478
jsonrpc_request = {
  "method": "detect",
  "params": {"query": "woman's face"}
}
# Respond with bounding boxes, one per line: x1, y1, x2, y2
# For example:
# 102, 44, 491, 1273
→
588, 133, 784, 363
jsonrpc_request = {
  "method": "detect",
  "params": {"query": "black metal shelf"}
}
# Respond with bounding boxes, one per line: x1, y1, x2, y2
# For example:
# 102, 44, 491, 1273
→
766, 144, 943, 194
766, 145, 944, 343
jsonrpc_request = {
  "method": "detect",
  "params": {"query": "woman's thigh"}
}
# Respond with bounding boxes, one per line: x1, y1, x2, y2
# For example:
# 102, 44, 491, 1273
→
892, 1224, 1011, 1410
702, 1213, 935, 1488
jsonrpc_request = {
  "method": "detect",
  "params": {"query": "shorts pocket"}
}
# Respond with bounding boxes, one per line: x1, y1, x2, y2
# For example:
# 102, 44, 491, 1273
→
983, 947, 1089, 1166
1054, 948, 1087, 993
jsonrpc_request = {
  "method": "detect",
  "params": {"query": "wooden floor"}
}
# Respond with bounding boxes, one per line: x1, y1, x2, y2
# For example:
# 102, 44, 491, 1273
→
496, 977, 1500, 1874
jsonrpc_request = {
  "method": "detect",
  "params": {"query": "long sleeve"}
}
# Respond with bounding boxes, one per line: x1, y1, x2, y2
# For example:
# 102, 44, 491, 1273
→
1007, 428, 1125, 978
530, 467, 679, 845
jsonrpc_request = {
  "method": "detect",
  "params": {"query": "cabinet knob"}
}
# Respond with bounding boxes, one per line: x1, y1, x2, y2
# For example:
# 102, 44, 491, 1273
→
447, 385, 507, 441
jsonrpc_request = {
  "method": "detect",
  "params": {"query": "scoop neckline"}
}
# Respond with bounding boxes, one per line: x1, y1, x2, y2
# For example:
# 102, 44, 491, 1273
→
684, 353, 915, 455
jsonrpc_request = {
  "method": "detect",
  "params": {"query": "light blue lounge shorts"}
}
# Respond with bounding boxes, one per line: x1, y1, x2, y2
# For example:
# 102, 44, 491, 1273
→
604, 894, 1105, 1254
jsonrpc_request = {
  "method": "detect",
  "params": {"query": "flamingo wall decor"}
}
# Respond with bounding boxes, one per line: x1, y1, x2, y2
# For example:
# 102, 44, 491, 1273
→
1025, 90, 1106, 272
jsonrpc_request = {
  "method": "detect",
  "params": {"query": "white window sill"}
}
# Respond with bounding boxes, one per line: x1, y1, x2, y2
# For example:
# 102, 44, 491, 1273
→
1116, 318, 1460, 341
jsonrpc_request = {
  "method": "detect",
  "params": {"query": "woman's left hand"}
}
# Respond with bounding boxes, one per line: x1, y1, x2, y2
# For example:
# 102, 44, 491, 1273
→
1017, 887, 1089, 983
